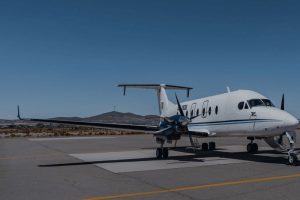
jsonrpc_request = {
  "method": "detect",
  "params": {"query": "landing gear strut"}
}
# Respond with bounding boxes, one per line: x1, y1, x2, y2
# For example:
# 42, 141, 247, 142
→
286, 132, 298, 165
247, 137, 258, 154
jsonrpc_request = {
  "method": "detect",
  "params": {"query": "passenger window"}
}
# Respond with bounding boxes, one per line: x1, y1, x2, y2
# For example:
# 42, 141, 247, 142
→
238, 102, 244, 110
202, 108, 205, 116
186, 111, 188, 116
196, 109, 199, 116
244, 103, 249, 109
191, 110, 194, 117
208, 107, 212, 115
215, 106, 219, 115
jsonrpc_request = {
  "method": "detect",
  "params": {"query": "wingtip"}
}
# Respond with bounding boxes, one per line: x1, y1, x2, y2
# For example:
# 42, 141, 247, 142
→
17, 105, 22, 120
281, 93, 285, 110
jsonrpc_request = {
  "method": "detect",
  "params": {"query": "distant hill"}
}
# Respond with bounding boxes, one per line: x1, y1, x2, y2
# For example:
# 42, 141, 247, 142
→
50, 111, 160, 125
0, 119, 20, 124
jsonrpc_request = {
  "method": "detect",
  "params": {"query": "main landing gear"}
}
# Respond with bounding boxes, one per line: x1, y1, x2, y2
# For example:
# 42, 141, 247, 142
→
247, 137, 258, 154
201, 142, 216, 151
156, 147, 169, 159
156, 138, 169, 159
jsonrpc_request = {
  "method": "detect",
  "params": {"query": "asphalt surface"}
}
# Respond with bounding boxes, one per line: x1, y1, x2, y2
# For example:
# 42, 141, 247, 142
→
1, 131, 300, 200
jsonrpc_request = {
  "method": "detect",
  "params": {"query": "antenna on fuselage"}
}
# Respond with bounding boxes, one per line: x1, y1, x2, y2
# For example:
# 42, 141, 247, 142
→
226, 86, 231, 93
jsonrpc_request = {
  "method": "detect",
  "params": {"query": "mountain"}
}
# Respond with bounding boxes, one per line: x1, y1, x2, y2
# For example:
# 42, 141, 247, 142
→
51, 111, 160, 125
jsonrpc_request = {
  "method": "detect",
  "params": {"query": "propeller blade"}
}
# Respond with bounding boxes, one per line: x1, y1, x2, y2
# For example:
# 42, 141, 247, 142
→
281, 94, 285, 110
175, 94, 185, 116
154, 126, 173, 135
163, 117, 174, 124
278, 134, 283, 145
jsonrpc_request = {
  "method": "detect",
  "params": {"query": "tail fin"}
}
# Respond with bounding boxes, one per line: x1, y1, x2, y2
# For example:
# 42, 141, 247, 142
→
118, 84, 192, 117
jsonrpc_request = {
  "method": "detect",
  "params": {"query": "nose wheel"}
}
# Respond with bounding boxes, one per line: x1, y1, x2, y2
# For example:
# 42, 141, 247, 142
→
288, 152, 298, 165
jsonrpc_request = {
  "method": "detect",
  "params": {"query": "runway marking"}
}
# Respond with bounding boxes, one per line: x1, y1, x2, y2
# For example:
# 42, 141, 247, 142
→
83, 173, 300, 200
96, 157, 245, 173
29, 136, 115, 141
0, 153, 65, 160
71, 149, 248, 173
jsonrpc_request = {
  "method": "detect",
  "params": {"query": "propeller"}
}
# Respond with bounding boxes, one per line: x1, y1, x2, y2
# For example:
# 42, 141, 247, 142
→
175, 94, 199, 120
175, 94, 185, 117
157, 94, 194, 137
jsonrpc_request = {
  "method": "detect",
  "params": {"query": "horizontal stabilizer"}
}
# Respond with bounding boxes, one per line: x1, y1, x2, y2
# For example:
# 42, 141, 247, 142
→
118, 84, 192, 97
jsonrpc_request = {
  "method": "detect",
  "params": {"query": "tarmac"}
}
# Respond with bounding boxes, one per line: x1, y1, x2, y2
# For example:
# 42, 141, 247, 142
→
1, 131, 300, 200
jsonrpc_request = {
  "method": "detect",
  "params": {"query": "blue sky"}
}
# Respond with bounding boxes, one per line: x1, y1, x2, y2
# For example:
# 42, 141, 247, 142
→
0, 0, 299, 119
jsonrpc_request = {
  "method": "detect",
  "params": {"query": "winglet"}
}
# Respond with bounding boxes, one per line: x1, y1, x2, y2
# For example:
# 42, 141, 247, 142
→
281, 94, 285, 110
17, 105, 23, 120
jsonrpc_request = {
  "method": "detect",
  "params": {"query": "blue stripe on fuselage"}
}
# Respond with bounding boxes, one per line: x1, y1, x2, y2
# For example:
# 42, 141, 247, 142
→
190, 119, 279, 126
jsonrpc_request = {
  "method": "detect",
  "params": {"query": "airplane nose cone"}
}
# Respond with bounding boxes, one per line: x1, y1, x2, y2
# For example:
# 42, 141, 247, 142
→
285, 114, 299, 129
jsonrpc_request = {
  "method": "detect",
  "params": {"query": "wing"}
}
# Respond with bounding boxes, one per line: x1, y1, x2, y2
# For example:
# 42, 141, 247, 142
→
17, 106, 159, 132
187, 127, 216, 137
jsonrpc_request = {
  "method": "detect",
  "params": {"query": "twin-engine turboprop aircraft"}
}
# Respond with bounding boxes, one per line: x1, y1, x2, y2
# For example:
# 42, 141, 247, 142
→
18, 84, 299, 165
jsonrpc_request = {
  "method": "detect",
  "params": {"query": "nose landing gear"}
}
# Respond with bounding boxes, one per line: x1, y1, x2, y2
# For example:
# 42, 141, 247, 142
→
286, 132, 298, 165
287, 152, 298, 166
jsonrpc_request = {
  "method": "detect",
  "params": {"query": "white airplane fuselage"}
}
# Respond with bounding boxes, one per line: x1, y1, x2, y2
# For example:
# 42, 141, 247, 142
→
165, 90, 298, 138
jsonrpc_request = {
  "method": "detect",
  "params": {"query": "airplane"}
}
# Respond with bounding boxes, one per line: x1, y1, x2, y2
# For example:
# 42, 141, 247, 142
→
17, 84, 300, 165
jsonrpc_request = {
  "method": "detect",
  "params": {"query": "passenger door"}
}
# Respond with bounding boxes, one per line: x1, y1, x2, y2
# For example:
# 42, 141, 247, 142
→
190, 103, 197, 118
202, 100, 209, 118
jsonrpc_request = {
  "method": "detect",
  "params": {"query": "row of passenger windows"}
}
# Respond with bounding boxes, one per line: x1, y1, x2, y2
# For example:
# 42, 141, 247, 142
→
238, 99, 275, 110
182, 105, 219, 118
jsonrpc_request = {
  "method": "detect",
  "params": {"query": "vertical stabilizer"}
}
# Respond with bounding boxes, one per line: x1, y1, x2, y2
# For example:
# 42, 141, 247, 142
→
157, 85, 176, 117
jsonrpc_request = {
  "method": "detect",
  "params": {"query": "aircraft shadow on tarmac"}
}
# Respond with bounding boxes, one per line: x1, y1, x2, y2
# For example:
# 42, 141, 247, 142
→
38, 147, 300, 168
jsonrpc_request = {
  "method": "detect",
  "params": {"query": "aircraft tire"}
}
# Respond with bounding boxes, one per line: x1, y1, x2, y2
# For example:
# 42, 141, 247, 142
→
202, 143, 209, 151
247, 143, 258, 153
288, 153, 298, 166
251, 143, 258, 153
156, 148, 162, 159
209, 142, 216, 150
162, 148, 169, 159
247, 143, 252, 153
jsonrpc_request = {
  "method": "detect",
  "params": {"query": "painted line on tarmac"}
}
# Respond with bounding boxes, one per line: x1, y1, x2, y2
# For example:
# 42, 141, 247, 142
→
0, 153, 65, 160
83, 173, 300, 200
29, 136, 115, 141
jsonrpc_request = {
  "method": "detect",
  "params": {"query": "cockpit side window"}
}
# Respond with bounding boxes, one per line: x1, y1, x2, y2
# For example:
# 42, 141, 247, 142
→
238, 102, 244, 110
247, 99, 264, 108
244, 102, 249, 109
262, 99, 275, 107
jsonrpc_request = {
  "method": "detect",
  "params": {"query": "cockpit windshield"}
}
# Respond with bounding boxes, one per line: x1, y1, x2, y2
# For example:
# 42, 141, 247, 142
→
248, 99, 264, 108
247, 99, 275, 108
262, 99, 275, 107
